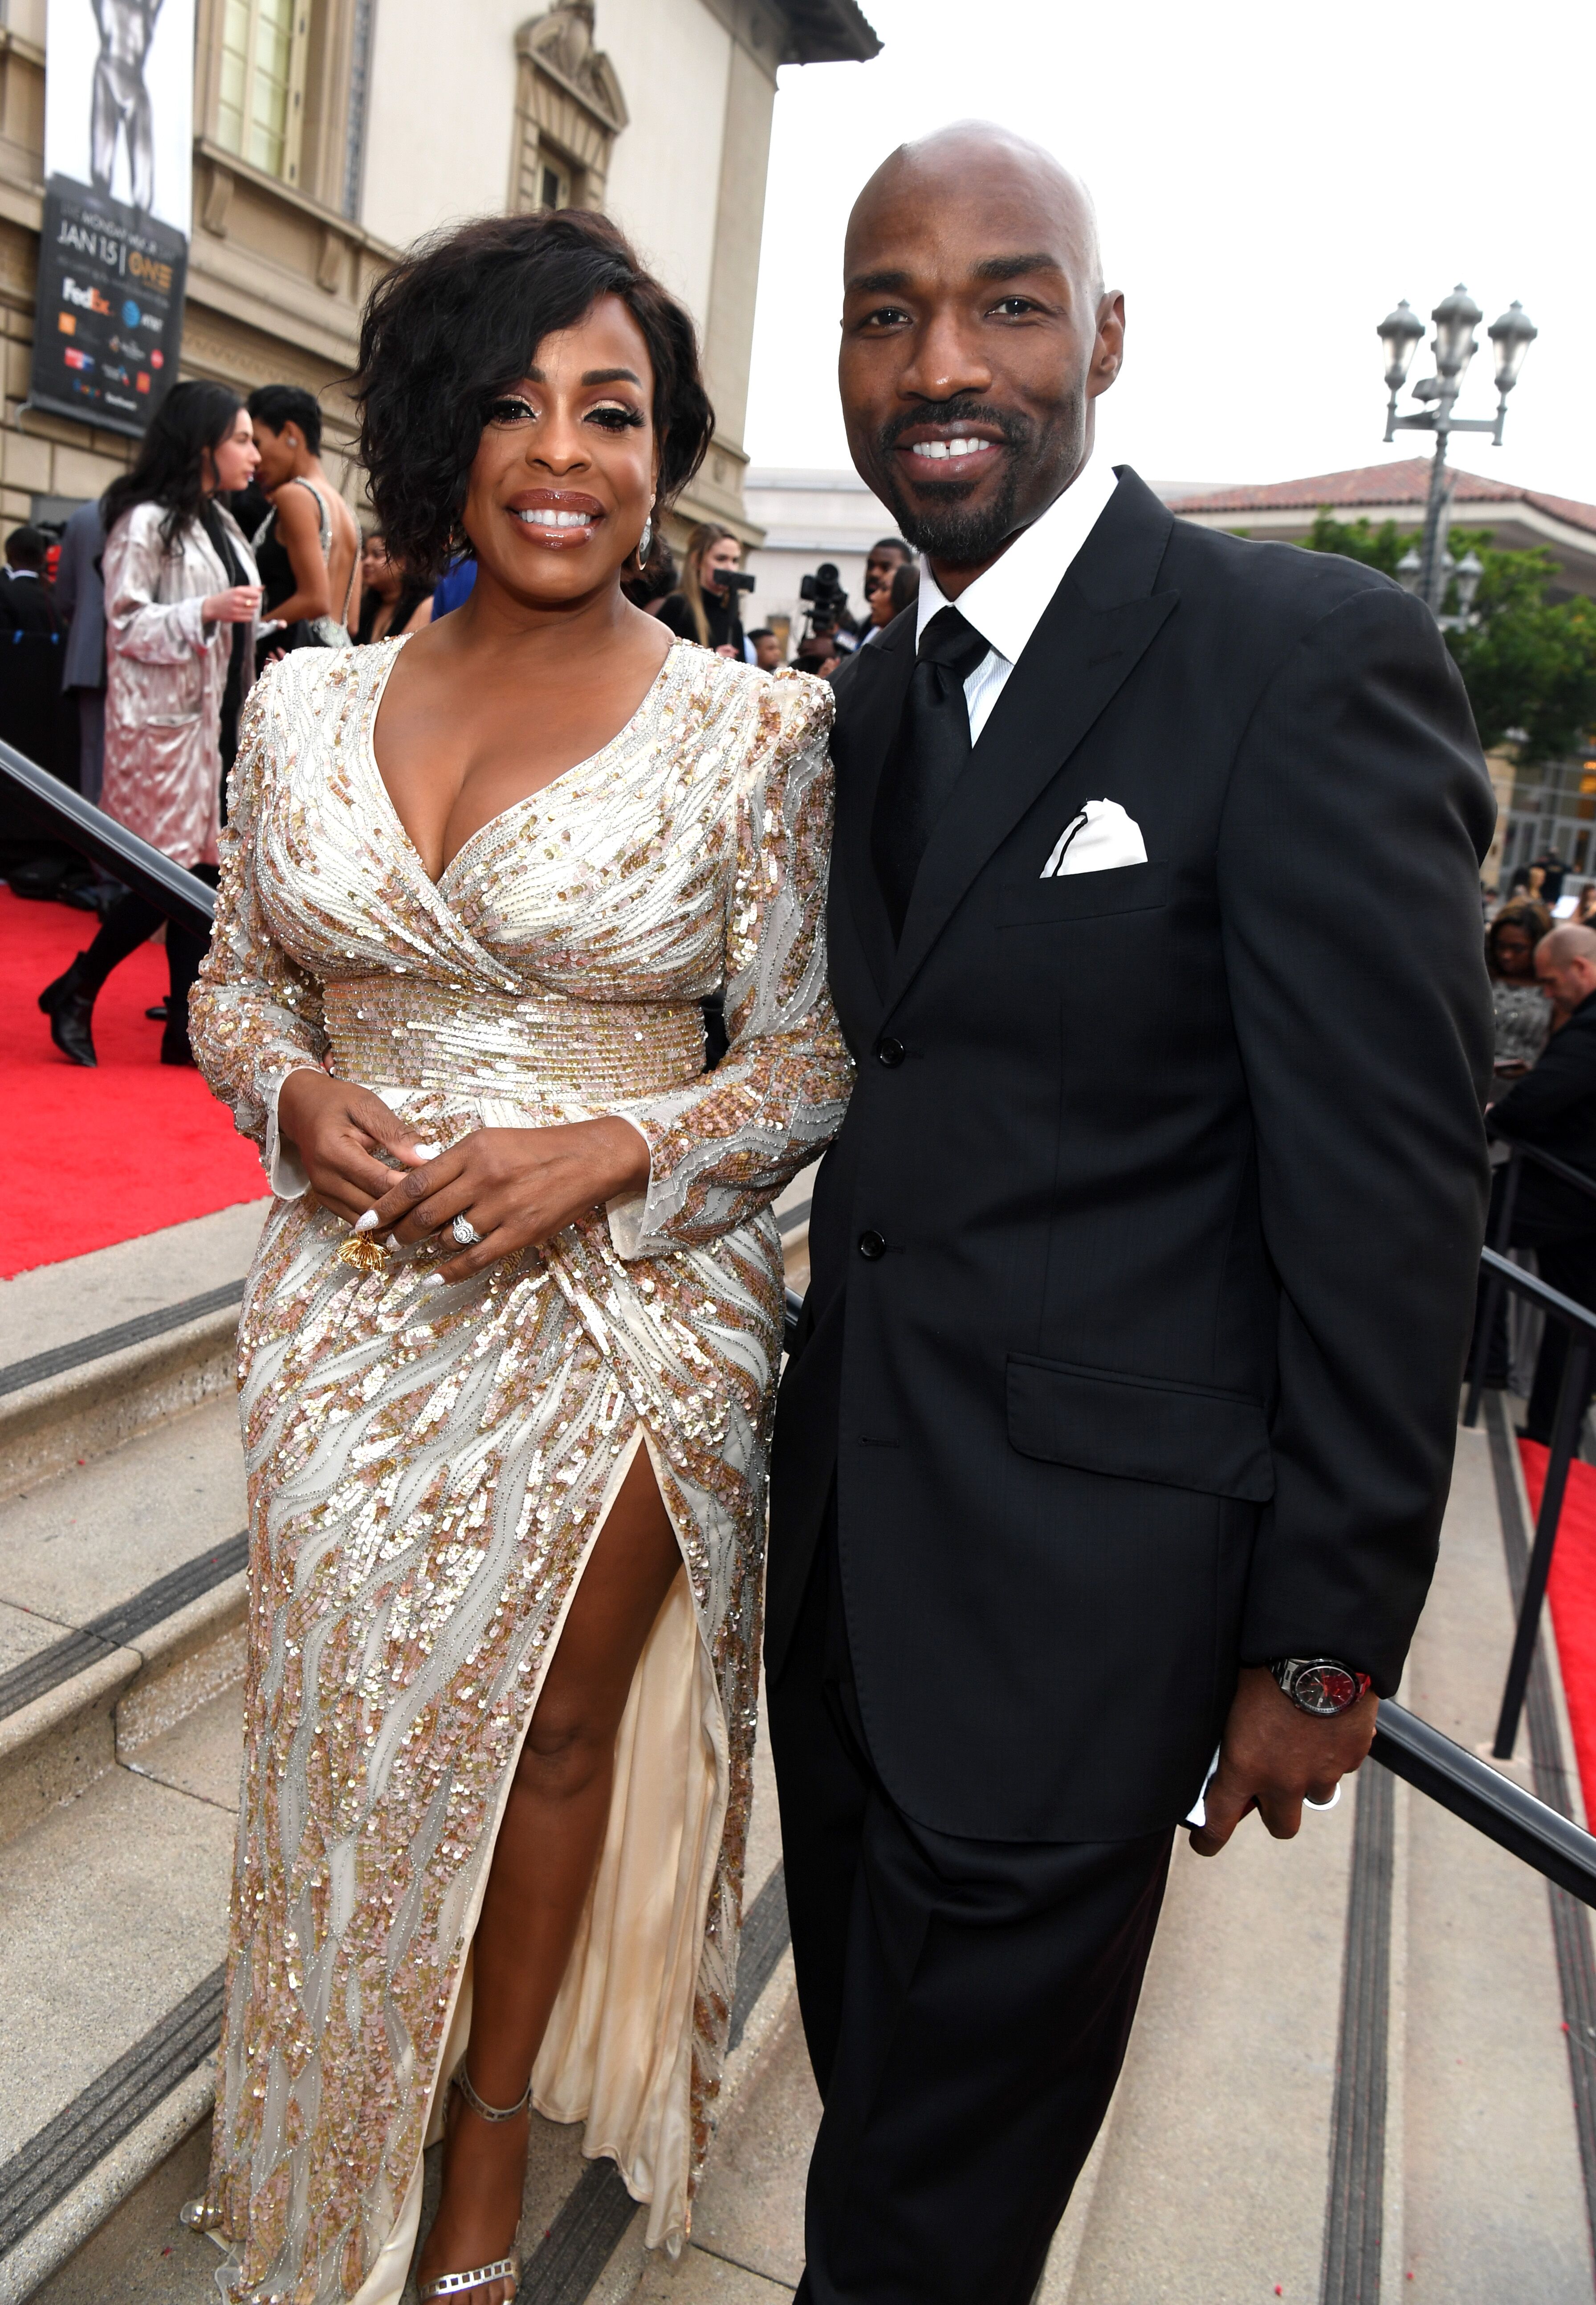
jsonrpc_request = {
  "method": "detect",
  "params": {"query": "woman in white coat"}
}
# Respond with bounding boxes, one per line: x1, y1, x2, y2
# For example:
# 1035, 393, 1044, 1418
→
38, 381, 263, 1067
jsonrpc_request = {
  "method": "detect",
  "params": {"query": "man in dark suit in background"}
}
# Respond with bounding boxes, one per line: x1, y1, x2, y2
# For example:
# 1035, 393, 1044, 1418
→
52, 498, 108, 806
1485, 922, 1596, 1440
0, 525, 67, 776
766, 122, 1495, 2305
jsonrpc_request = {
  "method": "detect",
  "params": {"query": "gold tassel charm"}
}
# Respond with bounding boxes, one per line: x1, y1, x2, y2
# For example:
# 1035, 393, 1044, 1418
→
337, 1231, 391, 1275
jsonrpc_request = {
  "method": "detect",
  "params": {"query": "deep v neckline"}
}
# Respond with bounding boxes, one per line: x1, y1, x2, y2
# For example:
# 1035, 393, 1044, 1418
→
362, 633, 686, 893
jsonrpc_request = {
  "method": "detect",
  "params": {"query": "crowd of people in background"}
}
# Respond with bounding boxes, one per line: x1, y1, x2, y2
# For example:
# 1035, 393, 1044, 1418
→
1479, 887, 1596, 1442
6, 380, 937, 1080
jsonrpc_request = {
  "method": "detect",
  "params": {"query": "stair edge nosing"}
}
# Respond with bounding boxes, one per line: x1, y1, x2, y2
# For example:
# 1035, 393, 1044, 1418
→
0, 1311, 239, 1494
0, 2058, 216, 2305
124, 1569, 249, 1688
0, 1643, 137, 1772
0, 1573, 249, 1840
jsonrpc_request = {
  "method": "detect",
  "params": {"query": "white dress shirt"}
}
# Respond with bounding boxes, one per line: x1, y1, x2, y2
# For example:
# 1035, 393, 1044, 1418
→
915, 456, 1122, 743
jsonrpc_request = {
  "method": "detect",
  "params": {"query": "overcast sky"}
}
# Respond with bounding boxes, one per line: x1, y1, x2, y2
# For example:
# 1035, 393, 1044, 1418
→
744, 0, 1594, 506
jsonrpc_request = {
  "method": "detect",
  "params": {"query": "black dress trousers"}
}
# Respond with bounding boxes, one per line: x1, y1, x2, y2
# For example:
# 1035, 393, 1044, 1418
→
768, 1507, 1173, 2305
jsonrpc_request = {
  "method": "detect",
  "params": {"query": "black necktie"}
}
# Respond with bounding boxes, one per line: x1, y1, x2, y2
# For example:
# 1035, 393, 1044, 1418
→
871, 606, 991, 941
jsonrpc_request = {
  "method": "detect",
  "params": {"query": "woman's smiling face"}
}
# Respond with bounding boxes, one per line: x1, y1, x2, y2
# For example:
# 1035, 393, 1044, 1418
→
462, 293, 658, 609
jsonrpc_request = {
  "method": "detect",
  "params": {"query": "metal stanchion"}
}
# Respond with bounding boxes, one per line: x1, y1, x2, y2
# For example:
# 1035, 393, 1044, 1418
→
1464, 1149, 1522, 1428
1494, 1332, 1593, 1759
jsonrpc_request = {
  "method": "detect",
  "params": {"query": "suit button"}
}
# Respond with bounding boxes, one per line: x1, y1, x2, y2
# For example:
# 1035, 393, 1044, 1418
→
857, 1230, 887, 1261
876, 1036, 905, 1068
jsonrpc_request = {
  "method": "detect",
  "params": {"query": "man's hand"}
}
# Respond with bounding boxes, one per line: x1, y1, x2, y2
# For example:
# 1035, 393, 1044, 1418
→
1188, 1666, 1378, 1857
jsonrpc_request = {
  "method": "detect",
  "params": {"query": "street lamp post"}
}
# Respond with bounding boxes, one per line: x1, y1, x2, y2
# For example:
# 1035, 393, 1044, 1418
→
1377, 288, 1538, 616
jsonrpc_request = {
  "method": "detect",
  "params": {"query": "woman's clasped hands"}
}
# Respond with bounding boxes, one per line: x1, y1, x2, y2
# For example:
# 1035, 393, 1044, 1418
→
277, 1068, 651, 1283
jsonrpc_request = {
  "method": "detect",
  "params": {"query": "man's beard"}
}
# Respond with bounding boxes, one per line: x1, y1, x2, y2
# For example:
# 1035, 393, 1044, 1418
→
862, 392, 1085, 567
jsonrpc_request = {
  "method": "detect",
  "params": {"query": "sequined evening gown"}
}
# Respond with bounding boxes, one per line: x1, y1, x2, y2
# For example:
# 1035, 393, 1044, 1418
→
186, 636, 851, 2304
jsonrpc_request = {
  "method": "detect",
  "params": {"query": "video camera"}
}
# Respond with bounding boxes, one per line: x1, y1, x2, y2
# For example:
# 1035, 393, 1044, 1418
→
799, 562, 849, 631
707, 566, 757, 606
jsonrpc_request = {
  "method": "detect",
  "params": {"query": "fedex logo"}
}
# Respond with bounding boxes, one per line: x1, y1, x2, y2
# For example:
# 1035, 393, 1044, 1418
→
62, 277, 111, 317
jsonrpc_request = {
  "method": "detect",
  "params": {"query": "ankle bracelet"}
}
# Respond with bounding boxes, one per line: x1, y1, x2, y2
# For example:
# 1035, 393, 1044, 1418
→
453, 2062, 532, 2123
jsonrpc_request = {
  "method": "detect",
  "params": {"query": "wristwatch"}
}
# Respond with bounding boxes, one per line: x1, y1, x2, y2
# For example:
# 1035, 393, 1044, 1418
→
1270, 1657, 1373, 1717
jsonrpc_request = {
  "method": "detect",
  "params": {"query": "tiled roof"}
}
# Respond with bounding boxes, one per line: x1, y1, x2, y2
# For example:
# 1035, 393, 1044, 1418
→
1173, 460, 1596, 539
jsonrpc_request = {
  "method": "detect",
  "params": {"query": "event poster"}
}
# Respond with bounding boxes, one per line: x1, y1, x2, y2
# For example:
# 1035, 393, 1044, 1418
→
30, 0, 195, 436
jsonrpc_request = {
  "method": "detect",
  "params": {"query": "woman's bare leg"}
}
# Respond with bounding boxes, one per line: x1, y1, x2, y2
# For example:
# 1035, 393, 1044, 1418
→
415, 1441, 684, 2300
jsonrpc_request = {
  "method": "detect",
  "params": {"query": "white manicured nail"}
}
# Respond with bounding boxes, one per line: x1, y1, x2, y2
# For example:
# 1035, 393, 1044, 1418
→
422, 1272, 446, 1289
353, 1210, 379, 1233
414, 1143, 442, 1161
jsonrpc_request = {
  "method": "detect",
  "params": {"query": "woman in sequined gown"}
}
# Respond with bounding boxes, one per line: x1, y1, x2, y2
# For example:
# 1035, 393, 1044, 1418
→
187, 211, 850, 2305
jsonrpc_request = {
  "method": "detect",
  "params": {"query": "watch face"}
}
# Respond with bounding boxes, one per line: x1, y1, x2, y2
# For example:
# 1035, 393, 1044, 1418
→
1293, 1662, 1360, 1716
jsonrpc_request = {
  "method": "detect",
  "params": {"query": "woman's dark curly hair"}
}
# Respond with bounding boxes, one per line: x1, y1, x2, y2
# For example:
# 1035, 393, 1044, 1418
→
354, 210, 715, 579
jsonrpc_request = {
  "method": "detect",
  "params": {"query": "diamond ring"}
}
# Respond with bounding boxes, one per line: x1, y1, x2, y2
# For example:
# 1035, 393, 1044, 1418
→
451, 1214, 483, 1247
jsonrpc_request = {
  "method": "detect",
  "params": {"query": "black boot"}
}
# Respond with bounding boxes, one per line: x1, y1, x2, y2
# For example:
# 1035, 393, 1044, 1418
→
160, 1014, 195, 1066
38, 956, 99, 1067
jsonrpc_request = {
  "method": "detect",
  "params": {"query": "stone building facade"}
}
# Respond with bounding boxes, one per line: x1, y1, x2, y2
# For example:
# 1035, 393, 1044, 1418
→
0, 0, 878, 538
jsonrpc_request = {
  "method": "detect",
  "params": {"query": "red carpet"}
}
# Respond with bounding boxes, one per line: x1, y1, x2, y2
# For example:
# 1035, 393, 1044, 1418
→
1519, 1438, 1596, 1821
0, 887, 269, 1277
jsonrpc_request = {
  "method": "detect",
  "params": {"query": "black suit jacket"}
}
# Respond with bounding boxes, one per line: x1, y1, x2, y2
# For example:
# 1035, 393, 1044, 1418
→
768, 468, 1495, 1843
1490, 992, 1596, 1228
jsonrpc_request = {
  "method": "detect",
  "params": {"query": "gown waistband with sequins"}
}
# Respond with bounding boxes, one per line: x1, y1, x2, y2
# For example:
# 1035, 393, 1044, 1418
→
322, 977, 707, 1106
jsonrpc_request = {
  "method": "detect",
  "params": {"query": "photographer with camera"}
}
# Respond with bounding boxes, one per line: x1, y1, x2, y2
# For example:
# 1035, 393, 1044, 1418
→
658, 521, 755, 658
792, 560, 859, 682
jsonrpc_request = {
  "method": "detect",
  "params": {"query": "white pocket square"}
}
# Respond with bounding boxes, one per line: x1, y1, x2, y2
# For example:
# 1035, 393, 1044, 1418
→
1039, 798, 1148, 879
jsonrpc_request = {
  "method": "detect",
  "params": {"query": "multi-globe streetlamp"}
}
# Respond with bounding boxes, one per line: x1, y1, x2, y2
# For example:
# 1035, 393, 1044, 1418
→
1376, 286, 1538, 617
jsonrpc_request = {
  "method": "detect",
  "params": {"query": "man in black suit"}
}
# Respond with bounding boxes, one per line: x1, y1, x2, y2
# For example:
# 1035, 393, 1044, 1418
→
766, 124, 1494, 2304
1484, 923, 1596, 1439
0, 525, 67, 776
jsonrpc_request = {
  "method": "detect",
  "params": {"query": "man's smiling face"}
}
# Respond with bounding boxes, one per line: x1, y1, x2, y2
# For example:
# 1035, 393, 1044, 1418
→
838, 125, 1124, 593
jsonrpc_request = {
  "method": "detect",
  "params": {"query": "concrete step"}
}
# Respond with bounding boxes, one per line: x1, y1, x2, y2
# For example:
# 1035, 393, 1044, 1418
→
0, 1392, 248, 1847
0, 1688, 241, 2304
0, 1215, 258, 2300
0, 1202, 262, 1501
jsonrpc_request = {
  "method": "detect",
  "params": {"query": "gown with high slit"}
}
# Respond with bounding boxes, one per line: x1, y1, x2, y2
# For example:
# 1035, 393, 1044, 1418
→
186, 635, 851, 2304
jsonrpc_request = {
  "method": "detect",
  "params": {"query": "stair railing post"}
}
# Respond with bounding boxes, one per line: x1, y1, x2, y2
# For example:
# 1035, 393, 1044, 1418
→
1465, 1148, 1522, 1427
1494, 1331, 1591, 1759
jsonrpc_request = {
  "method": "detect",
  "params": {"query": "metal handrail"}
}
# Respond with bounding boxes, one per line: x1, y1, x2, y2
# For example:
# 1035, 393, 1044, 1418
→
0, 735, 216, 936
1373, 1699, 1596, 1908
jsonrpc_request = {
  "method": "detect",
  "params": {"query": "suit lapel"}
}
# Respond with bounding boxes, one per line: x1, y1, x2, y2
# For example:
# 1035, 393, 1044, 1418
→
884, 470, 1178, 1013
829, 615, 916, 1004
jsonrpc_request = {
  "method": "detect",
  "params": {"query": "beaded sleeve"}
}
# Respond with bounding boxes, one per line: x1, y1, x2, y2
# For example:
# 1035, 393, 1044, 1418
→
189, 667, 330, 1192
608, 674, 853, 1258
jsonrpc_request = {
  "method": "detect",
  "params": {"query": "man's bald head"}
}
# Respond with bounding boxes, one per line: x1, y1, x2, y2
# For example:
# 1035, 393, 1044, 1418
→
1535, 921, 1596, 1017
1541, 924, 1596, 968
847, 123, 1104, 305
837, 119, 1125, 586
